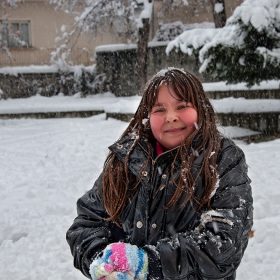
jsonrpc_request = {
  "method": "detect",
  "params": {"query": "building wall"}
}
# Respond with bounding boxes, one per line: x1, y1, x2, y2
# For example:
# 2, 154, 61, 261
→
3, 0, 120, 49
1, 0, 243, 67
151, 0, 243, 37
1, 0, 120, 67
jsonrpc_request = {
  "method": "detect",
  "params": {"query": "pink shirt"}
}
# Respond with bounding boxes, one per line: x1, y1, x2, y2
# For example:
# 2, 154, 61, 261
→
156, 141, 164, 156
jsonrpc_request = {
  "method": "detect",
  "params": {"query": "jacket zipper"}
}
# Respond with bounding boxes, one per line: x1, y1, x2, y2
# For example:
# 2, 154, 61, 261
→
138, 142, 179, 183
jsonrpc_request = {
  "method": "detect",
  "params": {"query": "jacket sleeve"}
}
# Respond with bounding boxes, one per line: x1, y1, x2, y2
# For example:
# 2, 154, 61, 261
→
66, 174, 126, 279
156, 140, 253, 279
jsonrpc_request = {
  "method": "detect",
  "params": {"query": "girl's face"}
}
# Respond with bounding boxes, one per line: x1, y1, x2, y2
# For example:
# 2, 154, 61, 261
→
149, 84, 198, 151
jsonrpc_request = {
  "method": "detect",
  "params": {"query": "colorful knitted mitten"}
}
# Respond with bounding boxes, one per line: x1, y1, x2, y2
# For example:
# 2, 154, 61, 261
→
89, 243, 148, 280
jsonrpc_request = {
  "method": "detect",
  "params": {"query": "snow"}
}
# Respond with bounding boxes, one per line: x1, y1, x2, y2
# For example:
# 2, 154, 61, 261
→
95, 41, 169, 53
203, 80, 280, 91
230, 0, 280, 31
152, 21, 214, 42
1, 80, 279, 115
1, 0, 280, 271
137, 0, 153, 28
0, 93, 140, 115
0, 106, 279, 279
0, 75, 279, 279
0, 93, 279, 115
214, 3, 224, 14
211, 98, 280, 113
166, 28, 220, 56
0, 64, 96, 76
0, 114, 128, 280
95, 44, 137, 53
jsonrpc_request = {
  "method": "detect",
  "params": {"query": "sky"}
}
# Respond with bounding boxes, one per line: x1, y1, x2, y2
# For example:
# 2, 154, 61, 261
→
0, 87, 280, 279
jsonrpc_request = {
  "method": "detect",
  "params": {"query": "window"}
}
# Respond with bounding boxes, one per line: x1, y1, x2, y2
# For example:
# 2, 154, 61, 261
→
1, 20, 31, 48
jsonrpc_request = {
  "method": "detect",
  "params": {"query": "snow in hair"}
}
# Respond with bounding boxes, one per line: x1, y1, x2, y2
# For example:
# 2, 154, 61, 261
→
155, 67, 186, 77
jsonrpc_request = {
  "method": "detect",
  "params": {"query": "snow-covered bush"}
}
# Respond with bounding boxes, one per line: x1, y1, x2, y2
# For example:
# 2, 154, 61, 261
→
0, 64, 111, 98
199, 0, 280, 86
166, 27, 219, 58
166, 0, 280, 87
66, 66, 112, 96
153, 21, 214, 42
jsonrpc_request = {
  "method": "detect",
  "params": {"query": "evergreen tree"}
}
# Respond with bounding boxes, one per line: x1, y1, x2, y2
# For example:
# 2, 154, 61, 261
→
199, 0, 280, 86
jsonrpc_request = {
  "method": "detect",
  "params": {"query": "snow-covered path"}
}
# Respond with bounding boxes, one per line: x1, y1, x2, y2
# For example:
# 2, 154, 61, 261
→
0, 115, 279, 279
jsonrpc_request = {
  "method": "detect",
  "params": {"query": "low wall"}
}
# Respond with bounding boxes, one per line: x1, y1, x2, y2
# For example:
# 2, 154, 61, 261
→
1, 69, 279, 100
217, 112, 280, 134
0, 72, 75, 99
95, 43, 214, 97
0, 66, 100, 99
0, 110, 104, 119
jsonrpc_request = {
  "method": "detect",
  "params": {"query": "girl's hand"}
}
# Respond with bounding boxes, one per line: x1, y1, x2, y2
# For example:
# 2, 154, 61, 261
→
98, 270, 135, 280
89, 243, 148, 280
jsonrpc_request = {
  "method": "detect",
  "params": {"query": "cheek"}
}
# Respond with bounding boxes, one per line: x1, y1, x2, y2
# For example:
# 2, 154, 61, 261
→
182, 109, 198, 126
150, 115, 163, 134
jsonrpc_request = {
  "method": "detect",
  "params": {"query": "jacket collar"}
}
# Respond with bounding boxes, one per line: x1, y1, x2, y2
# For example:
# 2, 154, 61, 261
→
108, 134, 181, 175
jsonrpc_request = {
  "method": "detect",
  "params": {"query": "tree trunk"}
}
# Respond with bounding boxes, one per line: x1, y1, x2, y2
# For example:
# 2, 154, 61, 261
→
137, 18, 150, 94
211, 0, 227, 28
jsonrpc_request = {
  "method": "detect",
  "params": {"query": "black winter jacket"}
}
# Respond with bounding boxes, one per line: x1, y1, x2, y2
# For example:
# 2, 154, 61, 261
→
66, 135, 253, 280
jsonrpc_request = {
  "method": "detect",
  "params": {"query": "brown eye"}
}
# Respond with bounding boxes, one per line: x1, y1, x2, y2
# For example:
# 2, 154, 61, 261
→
154, 108, 165, 113
177, 105, 186, 110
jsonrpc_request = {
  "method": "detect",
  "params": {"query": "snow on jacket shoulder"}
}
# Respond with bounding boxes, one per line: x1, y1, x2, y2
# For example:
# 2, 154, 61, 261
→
66, 136, 253, 280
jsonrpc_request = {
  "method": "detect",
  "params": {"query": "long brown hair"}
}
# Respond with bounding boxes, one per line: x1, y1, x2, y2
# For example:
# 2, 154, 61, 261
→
102, 68, 221, 224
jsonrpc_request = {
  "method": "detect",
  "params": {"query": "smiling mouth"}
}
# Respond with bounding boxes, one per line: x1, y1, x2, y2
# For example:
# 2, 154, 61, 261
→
165, 127, 186, 134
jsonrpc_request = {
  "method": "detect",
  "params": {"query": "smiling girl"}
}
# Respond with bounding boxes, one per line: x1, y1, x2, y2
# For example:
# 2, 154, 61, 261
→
149, 83, 198, 150
66, 68, 253, 280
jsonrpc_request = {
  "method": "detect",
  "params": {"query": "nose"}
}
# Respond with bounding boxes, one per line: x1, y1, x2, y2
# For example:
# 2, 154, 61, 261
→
166, 112, 179, 123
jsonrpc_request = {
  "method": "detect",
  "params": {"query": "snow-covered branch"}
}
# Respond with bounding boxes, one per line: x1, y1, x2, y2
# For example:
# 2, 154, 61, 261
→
166, 0, 280, 86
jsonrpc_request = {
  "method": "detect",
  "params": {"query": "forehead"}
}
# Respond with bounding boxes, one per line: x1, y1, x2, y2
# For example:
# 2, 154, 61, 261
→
153, 83, 186, 104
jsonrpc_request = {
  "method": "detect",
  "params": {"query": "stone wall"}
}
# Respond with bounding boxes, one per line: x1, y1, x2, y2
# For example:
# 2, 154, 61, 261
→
0, 67, 103, 99
2, 43, 279, 100
0, 72, 76, 99
95, 43, 214, 97
0, 110, 104, 119
217, 112, 280, 134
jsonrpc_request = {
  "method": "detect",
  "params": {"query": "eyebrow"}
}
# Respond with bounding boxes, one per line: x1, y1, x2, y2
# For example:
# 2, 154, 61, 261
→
153, 102, 164, 107
153, 100, 187, 107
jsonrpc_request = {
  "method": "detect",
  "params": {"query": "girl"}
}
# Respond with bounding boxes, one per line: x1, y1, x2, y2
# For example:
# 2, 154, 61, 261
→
67, 68, 253, 280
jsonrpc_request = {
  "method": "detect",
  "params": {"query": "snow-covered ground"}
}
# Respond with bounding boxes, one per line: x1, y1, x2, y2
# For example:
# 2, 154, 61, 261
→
0, 77, 279, 279
0, 110, 280, 279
